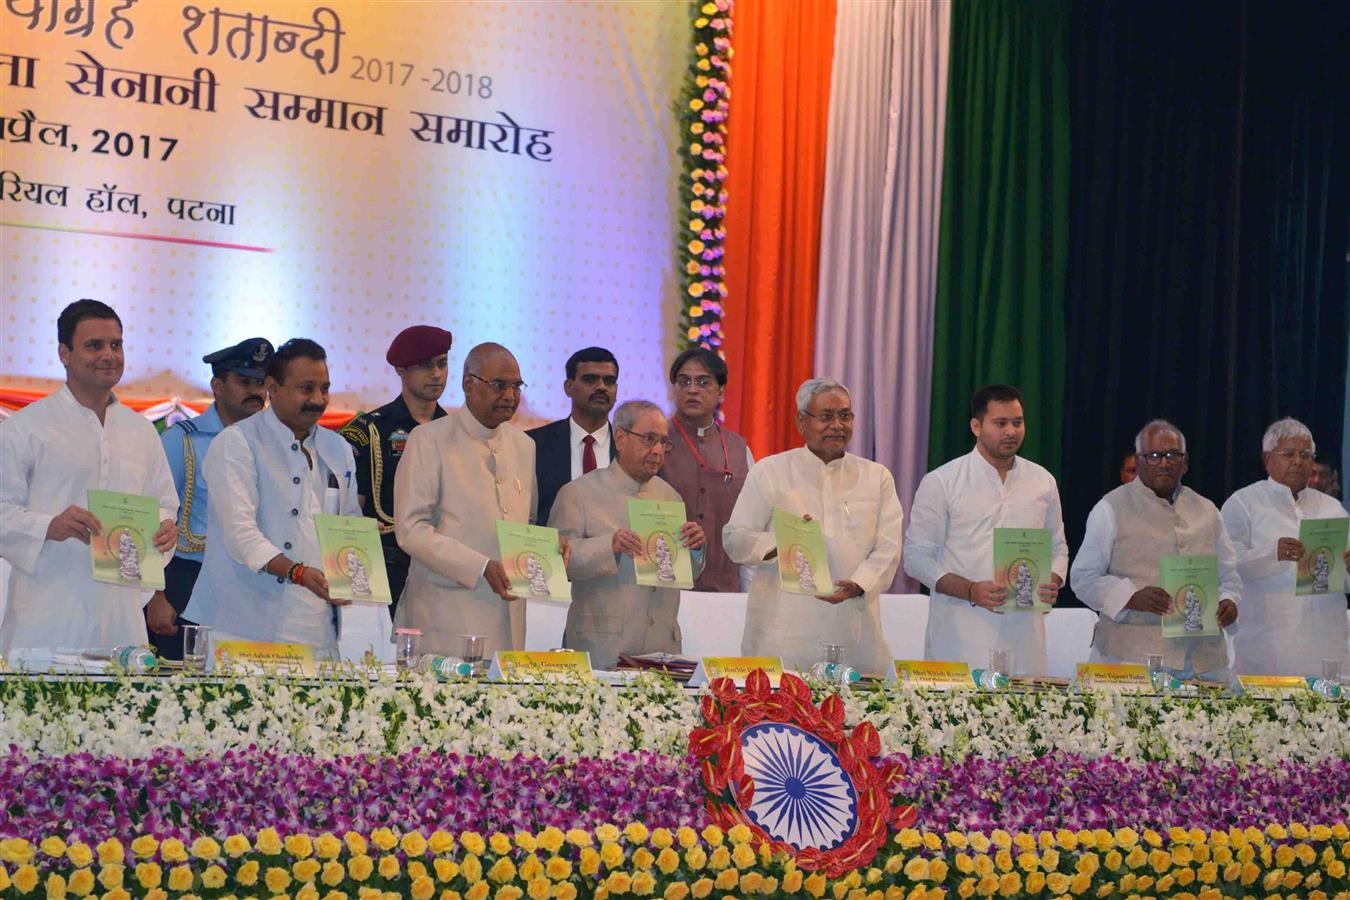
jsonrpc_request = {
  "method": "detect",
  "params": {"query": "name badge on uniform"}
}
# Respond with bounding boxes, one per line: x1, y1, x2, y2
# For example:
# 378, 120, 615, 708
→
389, 428, 410, 457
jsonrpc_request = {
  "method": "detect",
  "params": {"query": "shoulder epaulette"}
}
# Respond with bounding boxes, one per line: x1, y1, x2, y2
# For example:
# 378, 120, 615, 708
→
340, 417, 370, 446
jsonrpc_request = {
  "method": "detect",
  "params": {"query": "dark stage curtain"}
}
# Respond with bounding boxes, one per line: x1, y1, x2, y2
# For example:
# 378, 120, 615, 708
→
1058, 0, 1350, 605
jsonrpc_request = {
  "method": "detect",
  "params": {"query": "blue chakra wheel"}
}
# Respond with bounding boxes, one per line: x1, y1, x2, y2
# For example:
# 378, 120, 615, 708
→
736, 722, 860, 851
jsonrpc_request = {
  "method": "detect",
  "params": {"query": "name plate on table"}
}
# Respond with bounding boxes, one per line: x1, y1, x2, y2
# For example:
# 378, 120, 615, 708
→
688, 656, 784, 687
1076, 663, 1151, 690
888, 659, 975, 689
213, 640, 316, 676
487, 651, 593, 682
1237, 675, 1309, 693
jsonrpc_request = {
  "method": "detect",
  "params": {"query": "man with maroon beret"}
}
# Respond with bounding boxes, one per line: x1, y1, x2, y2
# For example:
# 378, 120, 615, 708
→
340, 325, 453, 615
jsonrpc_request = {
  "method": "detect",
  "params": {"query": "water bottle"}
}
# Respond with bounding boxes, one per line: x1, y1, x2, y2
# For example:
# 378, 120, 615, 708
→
970, 668, 1009, 690
419, 655, 474, 680
808, 643, 860, 686
110, 645, 157, 673
1307, 677, 1342, 699
1151, 671, 1181, 692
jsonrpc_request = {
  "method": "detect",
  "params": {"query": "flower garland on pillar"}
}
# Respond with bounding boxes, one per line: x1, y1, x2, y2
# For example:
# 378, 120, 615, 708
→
677, 0, 733, 352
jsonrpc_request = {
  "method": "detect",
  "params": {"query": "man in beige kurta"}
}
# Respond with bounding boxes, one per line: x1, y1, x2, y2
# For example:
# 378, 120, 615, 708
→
549, 401, 705, 668
394, 343, 537, 656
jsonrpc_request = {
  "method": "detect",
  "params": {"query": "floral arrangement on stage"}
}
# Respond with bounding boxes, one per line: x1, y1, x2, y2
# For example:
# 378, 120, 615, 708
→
676, 0, 733, 352
2, 671, 1347, 897
2, 672, 1344, 767
2, 823, 1347, 900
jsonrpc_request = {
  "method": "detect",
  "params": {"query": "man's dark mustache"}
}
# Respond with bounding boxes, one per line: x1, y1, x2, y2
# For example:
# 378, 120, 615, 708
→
590, 392, 610, 401
243, 395, 264, 405
301, 404, 327, 413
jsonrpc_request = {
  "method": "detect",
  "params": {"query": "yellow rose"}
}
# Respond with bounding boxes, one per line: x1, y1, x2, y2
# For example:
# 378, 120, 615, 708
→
600, 843, 625, 869
556, 884, 579, 900
654, 848, 679, 876
997, 872, 1021, 896
294, 857, 322, 881
673, 828, 698, 850
40, 836, 67, 858
93, 838, 124, 865
312, 833, 342, 860
663, 883, 690, 900
708, 846, 729, 870
266, 865, 292, 892
1025, 872, 1045, 894
526, 876, 551, 900
12, 865, 39, 893
562, 829, 590, 849
1045, 872, 1070, 894
256, 828, 283, 856
488, 858, 517, 884
236, 859, 260, 886
1113, 828, 1139, 849
408, 874, 435, 900
223, 834, 252, 857
462, 854, 484, 883
135, 861, 162, 889
461, 832, 487, 856
683, 847, 706, 870
467, 883, 490, 900
629, 848, 653, 871
393, 831, 426, 858
67, 867, 95, 896
994, 849, 1013, 872
700, 825, 723, 847
43, 872, 66, 896
378, 854, 401, 879
712, 869, 737, 891
904, 857, 931, 881
631, 871, 655, 895
284, 833, 314, 859
1123, 846, 1145, 869
489, 833, 513, 856
371, 829, 399, 852
435, 858, 460, 882
968, 833, 991, 854
157, 838, 187, 863
167, 864, 194, 891
607, 871, 633, 893
130, 836, 159, 859
347, 854, 374, 882
341, 831, 368, 856
731, 843, 755, 869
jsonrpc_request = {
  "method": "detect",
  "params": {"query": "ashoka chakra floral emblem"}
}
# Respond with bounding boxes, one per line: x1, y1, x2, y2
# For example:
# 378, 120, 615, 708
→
737, 722, 859, 851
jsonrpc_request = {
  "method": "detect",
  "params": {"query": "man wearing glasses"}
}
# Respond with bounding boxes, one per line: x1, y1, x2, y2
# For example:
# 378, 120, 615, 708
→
548, 400, 705, 667
904, 384, 1069, 677
724, 378, 904, 675
1221, 418, 1349, 677
527, 347, 620, 527
659, 348, 755, 592
393, 342, 546, 656
1071, 419, 1241, 680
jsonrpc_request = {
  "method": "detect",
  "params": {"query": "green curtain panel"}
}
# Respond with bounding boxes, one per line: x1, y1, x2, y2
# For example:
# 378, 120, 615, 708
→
927, 0, 1070, 474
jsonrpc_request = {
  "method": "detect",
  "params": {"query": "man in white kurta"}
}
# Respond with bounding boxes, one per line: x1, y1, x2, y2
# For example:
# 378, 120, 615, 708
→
394, 344, 537, 656
1221, 418, 1349, 676
550, 401, 705, 668
1071, 421, 1241, 680
0, 301, 177, 656
724, 379, 903, 675
904, 386, 1068, 676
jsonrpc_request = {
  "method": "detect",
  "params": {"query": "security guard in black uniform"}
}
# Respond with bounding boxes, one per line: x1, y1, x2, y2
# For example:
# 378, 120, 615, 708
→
340, 325, 453, 617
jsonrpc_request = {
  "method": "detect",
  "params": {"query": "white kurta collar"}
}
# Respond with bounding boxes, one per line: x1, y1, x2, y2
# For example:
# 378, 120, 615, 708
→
609, 464, 647, 495
455, 405, 501, 442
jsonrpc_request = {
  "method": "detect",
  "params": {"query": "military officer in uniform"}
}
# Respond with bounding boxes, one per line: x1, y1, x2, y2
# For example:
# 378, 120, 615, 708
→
340, 325, 453, 615
147, 338, 273, 658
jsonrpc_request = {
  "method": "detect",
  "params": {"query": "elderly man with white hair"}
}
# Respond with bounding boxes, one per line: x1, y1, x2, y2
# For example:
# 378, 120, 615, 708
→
548, 400, 705, 668
1070, 419, 1240, 680
1221, 418, 1349, 677
723, 378, 904, 674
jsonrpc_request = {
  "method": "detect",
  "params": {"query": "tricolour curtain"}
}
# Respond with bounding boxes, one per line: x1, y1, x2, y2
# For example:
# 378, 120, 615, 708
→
720, 0, 838, 459
812, 0, 950, 590
926, 0, 1071, 475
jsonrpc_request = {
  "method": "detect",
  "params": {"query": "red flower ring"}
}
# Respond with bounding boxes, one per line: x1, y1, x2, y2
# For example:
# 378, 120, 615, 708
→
688, 669, 918, 877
